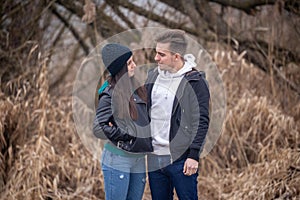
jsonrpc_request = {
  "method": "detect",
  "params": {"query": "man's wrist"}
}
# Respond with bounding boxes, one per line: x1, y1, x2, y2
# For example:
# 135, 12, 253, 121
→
188, 148, 200, 161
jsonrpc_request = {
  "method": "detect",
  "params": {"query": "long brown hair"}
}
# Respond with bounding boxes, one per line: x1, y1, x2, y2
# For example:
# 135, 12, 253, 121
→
108, 64, 147, 121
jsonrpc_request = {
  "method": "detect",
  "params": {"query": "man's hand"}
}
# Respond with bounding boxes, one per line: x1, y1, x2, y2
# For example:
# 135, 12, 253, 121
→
183, 158, 199, 176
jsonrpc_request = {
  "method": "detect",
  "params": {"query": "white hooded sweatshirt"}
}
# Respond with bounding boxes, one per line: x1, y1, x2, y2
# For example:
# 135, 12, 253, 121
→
151, 54, 196, 155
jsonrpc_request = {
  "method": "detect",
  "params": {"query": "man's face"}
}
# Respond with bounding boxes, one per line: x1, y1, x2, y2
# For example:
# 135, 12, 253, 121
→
154, 42, 177, 71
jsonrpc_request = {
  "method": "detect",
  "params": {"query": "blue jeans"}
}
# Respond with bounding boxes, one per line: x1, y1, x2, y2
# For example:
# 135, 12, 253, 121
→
101, 149, 146, 200
147, 155, 198, 200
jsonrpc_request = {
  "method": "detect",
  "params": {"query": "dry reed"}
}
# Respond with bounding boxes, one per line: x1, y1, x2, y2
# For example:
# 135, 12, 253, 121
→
197, 49, 300, 199
0, 51, 104, 199
1, 47, 299, 199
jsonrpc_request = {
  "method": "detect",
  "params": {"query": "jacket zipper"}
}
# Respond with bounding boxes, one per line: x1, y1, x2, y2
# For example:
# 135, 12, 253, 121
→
169, 75, 199, 162
150, 69, 199, 163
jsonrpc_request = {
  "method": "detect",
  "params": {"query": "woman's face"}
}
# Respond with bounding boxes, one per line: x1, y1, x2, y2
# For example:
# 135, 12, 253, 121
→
127, 56, 136, 77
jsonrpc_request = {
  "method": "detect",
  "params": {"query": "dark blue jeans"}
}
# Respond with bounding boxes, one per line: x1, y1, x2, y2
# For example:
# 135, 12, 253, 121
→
147, 155, 198, 200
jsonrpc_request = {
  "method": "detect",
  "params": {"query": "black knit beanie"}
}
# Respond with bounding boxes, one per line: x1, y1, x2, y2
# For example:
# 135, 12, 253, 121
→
101, 43, 132, 76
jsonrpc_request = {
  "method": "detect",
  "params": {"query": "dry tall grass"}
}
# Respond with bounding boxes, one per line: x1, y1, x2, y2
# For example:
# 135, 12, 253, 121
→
198, 49, 300, 200
1, 46, 299, 199
0, 53, 104, 199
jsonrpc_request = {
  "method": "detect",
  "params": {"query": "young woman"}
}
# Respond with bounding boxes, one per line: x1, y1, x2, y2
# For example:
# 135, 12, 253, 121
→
94, 43, 152, 200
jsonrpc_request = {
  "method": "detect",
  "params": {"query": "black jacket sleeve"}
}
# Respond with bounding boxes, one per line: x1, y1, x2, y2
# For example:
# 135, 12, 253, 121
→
188, 76, 210, 161
95, 93, 134, 142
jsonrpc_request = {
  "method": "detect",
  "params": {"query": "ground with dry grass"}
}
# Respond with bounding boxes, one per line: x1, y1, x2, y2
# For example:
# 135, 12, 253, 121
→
1, 48, 299, 199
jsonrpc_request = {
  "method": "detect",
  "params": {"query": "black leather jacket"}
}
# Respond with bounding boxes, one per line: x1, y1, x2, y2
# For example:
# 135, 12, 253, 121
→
145, 67, 210, 161
95, 86, 153, 153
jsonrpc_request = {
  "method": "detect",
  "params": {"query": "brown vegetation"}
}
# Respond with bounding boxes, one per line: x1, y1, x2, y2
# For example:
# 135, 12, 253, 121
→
1, 0, 300, 199
1, 46, 299, 199
199, 50, 300, 199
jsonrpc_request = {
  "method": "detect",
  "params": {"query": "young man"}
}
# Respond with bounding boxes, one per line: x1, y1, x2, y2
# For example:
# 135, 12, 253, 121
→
146, 29, 210, 200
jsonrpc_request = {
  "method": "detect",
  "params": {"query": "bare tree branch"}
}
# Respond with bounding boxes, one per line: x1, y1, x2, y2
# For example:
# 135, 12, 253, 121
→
46, 13, 72, 68
0, 1, 31, 25
56, 0, 84, 17
179, 0, 210, 37
106, 1, 136, 29
50, 43, 81, 91
159, 0, 300, 94
195, 0, 233, 37
55, 0, 126, 39
111, 0, 201, 36
210, 0, 276, 14
236, 39, 300, 95
49, 4, 90, 55
46, 0, 299, 94
210, 0, 300, 16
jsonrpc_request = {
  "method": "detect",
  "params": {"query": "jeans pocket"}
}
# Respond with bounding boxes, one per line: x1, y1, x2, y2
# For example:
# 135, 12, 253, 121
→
101, 149, 115, 167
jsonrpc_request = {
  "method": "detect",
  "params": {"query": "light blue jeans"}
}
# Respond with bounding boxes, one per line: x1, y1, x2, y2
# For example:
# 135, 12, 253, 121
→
101, 148, 146, 200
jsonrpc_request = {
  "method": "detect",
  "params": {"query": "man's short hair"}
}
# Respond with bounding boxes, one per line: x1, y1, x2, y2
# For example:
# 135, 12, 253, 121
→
155, 29, 187, 56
